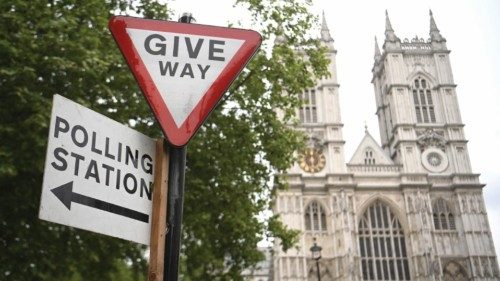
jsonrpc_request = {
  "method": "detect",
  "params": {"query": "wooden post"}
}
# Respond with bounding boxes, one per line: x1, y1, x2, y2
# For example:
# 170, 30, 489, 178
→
148, 138, 169, 281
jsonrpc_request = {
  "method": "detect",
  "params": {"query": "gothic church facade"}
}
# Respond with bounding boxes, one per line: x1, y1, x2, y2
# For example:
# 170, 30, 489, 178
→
272, 11, 499, 281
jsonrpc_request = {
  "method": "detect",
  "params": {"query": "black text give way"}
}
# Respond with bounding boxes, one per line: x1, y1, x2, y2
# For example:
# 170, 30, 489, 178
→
144, 34, 226, 80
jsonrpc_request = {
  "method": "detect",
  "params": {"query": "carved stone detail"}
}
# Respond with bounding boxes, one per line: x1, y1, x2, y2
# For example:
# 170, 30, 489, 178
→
442, 260, 468, 281
417, 129, 446, 151
306, 129, 325, 149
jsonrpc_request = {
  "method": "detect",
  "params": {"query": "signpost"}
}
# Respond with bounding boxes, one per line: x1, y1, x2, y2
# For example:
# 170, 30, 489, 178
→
38, 13, 261, 281
39, 94, 156, 245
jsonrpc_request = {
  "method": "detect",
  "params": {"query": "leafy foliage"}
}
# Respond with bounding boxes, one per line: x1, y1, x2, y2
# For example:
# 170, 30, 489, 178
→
181, 1, 329, 279
0, 0, 328, 280
0, 1, 166, 280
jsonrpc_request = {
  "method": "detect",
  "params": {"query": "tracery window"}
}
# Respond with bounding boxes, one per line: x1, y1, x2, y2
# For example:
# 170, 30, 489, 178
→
412, 77, 436, 123
299, 89, 317, 123
305, 201, 327, 231
358, 200, 410, 280
433, 198, 456, 230
365, 148, 376, 165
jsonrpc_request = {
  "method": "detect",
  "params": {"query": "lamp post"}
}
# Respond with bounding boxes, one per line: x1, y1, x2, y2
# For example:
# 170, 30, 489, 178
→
310, 238, 322, 281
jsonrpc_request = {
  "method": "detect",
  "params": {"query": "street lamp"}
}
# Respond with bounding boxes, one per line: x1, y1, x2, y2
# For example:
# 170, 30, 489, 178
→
310, 238, 322, 281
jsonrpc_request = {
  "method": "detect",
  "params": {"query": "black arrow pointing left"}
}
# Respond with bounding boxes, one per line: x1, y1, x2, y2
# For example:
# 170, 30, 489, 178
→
51, 181, 149, 223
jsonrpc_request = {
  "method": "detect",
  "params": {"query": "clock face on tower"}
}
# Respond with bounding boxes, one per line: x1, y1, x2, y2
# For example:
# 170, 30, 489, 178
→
299, 147, 326, 173
421, 147, 448, 172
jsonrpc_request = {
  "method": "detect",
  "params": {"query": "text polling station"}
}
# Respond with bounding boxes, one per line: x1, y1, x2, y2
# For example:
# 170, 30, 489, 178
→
39, 95, 155, 245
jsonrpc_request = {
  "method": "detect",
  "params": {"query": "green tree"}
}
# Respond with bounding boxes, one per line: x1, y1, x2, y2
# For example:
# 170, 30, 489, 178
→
0, 0, 329, 280
0, 1, 166, 280
181, 1, 329, 279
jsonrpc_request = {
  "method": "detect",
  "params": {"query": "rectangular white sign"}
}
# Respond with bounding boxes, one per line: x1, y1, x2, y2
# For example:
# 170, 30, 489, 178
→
39, 95, 155, 245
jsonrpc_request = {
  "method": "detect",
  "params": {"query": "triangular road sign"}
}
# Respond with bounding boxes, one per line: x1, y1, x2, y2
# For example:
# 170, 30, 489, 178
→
109, 16, 262, 146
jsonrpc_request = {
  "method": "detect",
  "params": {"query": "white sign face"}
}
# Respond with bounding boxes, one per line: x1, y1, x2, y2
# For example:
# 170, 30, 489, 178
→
126, 28, 244, 127
39, 95, 155, 245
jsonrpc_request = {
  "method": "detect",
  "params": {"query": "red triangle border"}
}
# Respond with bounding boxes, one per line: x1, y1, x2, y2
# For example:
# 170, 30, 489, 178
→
109, 16, 262, 146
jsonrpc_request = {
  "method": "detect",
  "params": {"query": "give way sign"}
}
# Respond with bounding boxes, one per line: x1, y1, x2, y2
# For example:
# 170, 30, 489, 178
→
109, 16, 262, 146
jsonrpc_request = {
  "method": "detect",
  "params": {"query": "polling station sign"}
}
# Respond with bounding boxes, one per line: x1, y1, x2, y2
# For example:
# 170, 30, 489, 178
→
39, 95, 155, 245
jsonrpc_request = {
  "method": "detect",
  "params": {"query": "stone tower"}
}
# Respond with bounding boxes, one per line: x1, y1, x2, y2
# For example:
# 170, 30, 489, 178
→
272, 11, 499, 281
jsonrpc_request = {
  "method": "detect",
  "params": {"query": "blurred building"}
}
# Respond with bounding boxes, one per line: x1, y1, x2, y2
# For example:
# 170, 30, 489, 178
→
242, 247, 273, 281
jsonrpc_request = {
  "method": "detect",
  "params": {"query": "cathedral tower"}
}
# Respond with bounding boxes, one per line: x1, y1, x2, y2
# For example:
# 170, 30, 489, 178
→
273, 12, 354, 281
369, 10, 499, 280
373, 10, 469, 174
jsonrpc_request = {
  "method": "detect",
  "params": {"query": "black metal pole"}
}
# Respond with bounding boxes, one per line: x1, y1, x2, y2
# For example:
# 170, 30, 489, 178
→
316, 259, 321, 281
162, 12, 193, 281
163, 145, 186, 281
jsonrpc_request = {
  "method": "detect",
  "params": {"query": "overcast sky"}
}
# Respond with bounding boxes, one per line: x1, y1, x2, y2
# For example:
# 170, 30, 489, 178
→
168, 0, 500, 259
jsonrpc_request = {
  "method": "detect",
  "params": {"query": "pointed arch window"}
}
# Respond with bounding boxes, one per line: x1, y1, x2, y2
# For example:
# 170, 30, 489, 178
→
365, 148, 376, 165
305, 201, 327, 232
358, 200, 411, 280
432, 198, 456, 231
299, 89, 318, 123
412, 77, 436, 123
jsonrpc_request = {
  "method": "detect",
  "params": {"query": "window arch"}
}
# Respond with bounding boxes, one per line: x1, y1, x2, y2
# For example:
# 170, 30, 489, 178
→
299, 89, 317, 123
358, 200, 410, 280
305, 201, 327, 231
364, 148, 376, 165
412, 77, 436, 123
433, 198, 456, 230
